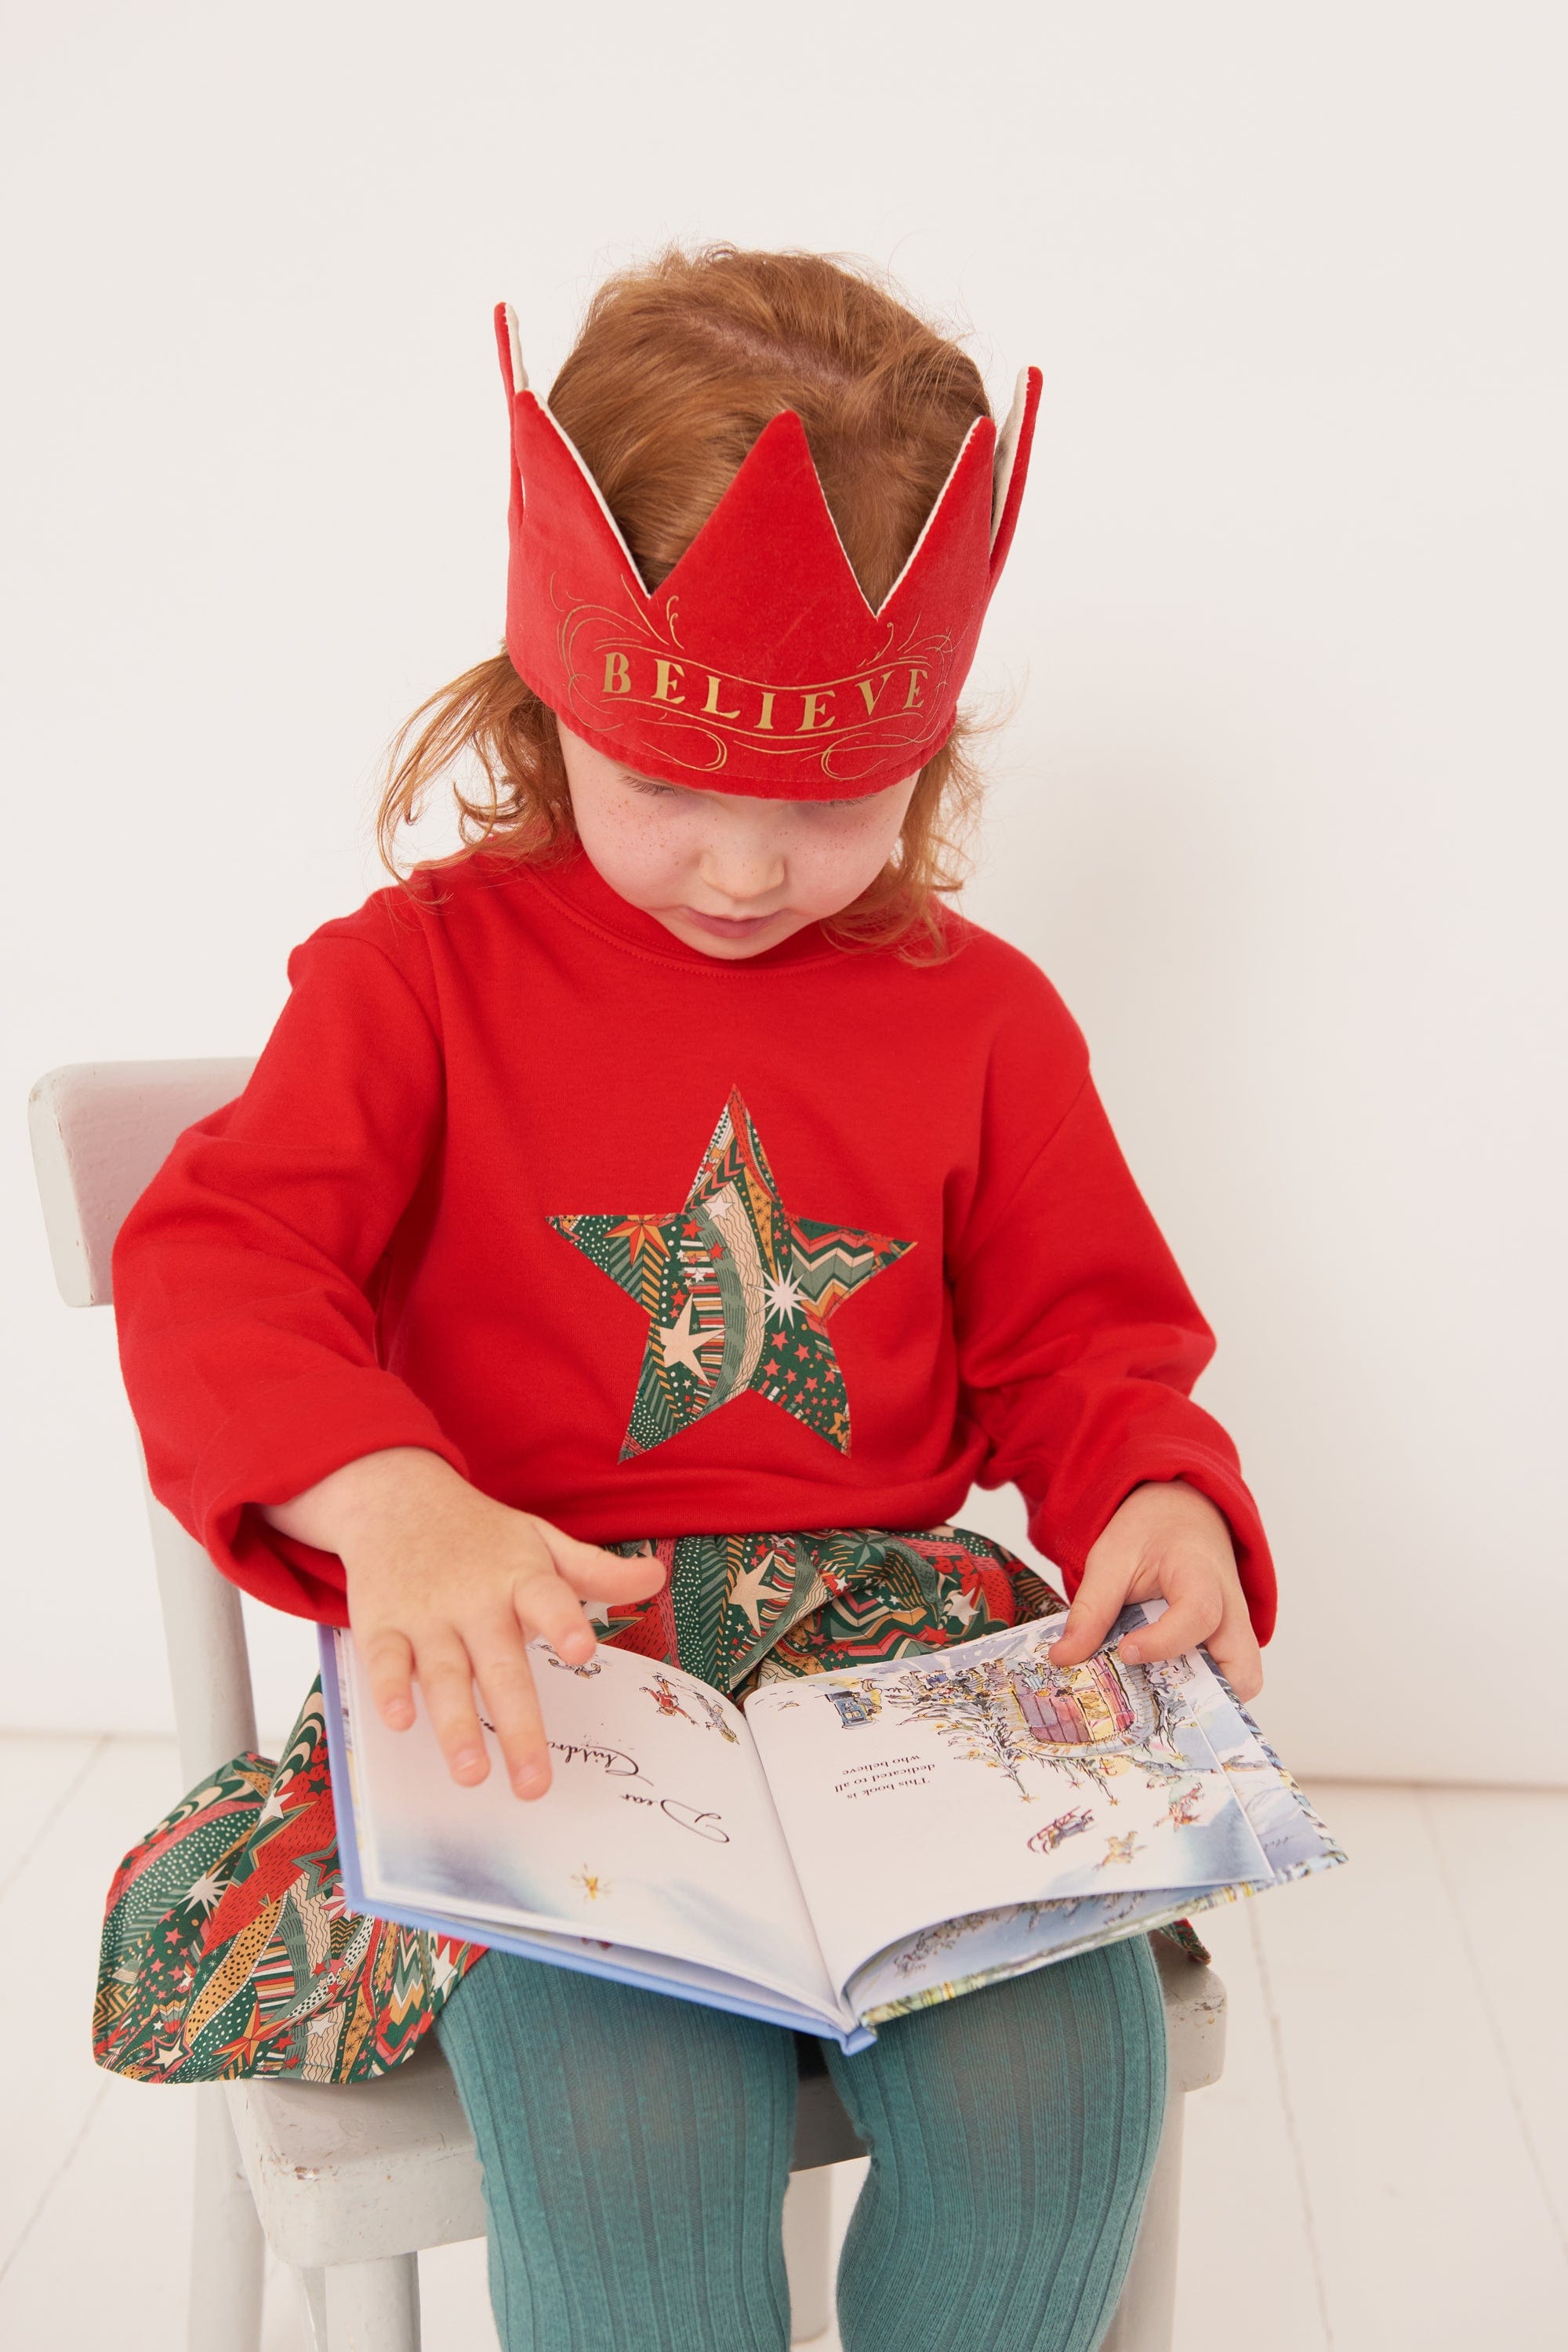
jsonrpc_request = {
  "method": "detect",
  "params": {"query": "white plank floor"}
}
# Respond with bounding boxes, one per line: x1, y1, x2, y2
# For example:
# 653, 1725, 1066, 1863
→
2, 1740, 1565, 2350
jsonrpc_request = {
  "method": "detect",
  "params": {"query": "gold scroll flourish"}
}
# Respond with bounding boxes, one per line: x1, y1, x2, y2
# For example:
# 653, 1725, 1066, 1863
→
550, 586, 956, 779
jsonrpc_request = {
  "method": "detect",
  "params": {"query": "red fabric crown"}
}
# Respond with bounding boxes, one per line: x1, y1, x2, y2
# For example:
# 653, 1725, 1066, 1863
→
494, 302, 1041, 799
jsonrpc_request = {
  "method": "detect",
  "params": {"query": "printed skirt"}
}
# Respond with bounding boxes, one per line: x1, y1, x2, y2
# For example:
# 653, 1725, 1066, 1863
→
94, 1522, 1164, 2089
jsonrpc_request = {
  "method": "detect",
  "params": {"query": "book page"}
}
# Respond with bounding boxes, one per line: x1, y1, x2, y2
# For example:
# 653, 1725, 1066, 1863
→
744, 1614, 1275, 1999
843, 1606, 1345, 2021
336, 1629, 841, 2020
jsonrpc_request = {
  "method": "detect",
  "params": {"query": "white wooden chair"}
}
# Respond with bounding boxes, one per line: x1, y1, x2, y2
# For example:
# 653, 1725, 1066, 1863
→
29, 1057, 1229, 2352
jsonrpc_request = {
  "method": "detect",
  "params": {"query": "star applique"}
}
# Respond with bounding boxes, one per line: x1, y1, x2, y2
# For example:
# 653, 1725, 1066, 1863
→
548, 1086, 915, 1459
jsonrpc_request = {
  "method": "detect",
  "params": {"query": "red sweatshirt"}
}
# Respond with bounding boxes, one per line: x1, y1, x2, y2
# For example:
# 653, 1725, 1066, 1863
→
112, 842, 1276, 1639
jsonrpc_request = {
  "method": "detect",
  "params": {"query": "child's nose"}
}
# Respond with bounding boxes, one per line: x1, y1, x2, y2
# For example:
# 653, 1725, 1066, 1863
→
697, 844, 787, 903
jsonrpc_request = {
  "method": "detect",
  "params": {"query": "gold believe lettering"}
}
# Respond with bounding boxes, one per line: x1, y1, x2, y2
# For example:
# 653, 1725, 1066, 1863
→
582, 644, 942, 737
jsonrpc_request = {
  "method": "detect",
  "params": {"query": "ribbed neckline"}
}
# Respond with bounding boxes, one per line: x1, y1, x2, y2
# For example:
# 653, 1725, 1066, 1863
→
527, 840, 851, 972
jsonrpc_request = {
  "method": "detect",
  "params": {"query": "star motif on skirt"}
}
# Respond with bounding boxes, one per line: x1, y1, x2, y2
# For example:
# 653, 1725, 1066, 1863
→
212, 1998, 292, 2071
548, 1085, 915, 1458
727, 1547, 793, 1632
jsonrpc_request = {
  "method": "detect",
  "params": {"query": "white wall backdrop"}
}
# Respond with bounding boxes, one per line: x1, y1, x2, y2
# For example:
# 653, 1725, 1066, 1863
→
4, 4, 1563, 1781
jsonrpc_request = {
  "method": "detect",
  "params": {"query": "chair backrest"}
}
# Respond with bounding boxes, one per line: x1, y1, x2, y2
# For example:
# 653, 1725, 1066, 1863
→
29, 1058, 262, 1784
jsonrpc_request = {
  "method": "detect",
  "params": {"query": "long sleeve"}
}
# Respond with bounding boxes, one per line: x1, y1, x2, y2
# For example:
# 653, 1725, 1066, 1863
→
950, 1062, 1277, 1643
112, 925, 469, 1621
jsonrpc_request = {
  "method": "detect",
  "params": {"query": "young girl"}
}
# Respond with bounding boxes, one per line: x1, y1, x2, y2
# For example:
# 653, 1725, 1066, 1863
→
111, 245, 1274, 2352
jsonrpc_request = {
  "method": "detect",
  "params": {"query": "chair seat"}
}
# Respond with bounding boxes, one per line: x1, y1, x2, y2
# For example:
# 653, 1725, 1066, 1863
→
228, 1946, 1224, 2269
1151, 1936, 1228, 2094
227, 2037, 483, 2270
227, 2025, 869, 2269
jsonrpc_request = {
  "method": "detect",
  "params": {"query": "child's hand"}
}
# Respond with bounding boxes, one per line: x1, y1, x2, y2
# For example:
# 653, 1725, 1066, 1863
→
260, 1448, 666, 1798
1048, 1479, 1263, 1701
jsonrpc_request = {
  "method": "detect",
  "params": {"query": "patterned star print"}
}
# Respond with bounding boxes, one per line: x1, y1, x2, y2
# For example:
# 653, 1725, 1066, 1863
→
547, 1085, 915, 1459
726, 1547, 795, 1632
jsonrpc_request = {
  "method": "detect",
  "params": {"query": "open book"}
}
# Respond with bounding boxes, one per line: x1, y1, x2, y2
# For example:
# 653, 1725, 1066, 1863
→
320, 1606, 1342, 2053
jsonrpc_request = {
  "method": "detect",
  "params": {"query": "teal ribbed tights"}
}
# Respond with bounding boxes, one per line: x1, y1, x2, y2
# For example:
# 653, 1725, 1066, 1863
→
434, 1932, 1167, 2352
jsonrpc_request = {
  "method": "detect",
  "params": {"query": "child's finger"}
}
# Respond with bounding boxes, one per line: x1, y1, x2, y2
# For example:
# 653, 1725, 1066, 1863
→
361, 1624, 417, 1731
412, 1633, 492, 1786
509, 1554, 611, 1665
1203, 1598, 1265, 1702
469, 1620, 553, 1797
532, 1519, 668, 1603
1119, 1563, 1221, 1665
1050, 1553, 1132, 1668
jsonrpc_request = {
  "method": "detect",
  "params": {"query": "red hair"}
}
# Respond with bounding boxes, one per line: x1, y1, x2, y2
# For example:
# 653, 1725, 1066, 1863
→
379, 245, 995, 960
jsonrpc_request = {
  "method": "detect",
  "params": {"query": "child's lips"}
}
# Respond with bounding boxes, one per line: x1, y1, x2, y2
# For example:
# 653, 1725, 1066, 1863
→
680, 906, 782, 936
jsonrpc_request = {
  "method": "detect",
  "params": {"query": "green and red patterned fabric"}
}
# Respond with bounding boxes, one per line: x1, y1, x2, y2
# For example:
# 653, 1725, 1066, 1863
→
93, 1521, 1201, 2089
547, 1087, 914, 1461
94, 1677, 485, 2085
595, 1520, 1066, 1697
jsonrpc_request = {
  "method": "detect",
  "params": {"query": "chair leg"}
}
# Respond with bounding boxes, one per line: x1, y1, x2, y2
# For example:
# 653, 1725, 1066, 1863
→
782, 2163, 835, 2344
322, 2253, 422, 2350
288, 2264, 328, 2350
187, 2084, 264, 2352
1097, 2090, 1185, 2352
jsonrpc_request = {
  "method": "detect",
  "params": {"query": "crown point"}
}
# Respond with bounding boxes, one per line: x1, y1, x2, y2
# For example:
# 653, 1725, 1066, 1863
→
493, 302, 528, 394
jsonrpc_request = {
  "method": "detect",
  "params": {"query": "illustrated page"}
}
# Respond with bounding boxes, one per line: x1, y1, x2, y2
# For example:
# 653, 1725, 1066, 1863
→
338, 1629, 840, 2017
843, 1603, 1345, 2017
744, 1614, 1275, 1998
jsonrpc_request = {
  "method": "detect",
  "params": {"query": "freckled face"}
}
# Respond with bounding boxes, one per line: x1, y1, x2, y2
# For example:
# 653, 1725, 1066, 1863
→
557, 720, 920, 961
